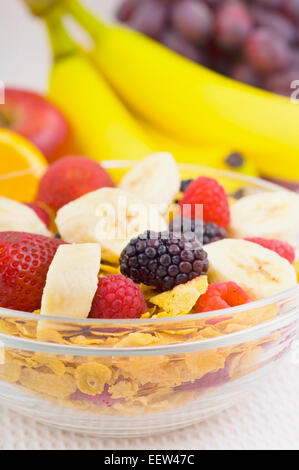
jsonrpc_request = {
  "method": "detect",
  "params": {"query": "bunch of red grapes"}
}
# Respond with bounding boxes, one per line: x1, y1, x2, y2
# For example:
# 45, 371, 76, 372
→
117, 0, 299, 95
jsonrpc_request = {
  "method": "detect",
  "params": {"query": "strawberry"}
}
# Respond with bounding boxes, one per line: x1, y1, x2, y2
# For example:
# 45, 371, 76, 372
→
36, 156, 115, 211
0, 232, 64, 312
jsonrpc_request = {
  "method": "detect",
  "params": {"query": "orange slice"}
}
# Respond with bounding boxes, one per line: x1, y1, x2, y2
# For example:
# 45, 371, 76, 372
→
0, 129, 47, 202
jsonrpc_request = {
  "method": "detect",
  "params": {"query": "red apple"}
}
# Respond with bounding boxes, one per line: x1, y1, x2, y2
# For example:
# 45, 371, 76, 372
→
0, 88, 73, 163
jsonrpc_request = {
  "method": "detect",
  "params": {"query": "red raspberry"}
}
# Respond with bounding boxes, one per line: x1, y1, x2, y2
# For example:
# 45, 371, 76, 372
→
0, 232, 64, 312
25, 202, 51, 229
89, 274, 147, 319
245, 237, 295, 264
179, 177, 230, 228
37, 156, 115, 211
195, 281, 250, 313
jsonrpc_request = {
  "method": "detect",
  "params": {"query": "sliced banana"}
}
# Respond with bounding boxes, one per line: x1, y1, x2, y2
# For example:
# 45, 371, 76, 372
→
119, 152, 180, 213
229, 191, 299, 242
205, 238, 297, 300
56, 187, 167, 263
0, 196, 51, 237
40, 243, 101, 320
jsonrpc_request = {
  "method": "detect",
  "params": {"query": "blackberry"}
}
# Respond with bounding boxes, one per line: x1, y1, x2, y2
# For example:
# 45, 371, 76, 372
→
202, 222, 227, 245
169, 217, 226, 245
180, 179, 194, 192
119, 231, 209, 292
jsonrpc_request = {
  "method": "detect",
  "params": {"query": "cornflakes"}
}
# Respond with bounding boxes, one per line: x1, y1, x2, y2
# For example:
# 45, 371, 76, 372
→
150, 276, 208, 315
19, 368, 76, 398
0, 279, 287, 418
0, 363, 21, 383
75, 362, 111, 395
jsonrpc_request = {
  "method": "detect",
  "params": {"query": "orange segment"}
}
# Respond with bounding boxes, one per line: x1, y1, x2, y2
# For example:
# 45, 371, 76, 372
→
0, 129, 47, 202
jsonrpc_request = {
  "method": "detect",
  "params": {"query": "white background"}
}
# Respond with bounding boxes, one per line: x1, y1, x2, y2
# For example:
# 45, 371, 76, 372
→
0, 0, 299, 450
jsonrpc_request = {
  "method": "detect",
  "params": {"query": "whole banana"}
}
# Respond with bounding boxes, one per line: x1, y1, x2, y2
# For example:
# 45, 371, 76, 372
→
43, 9, 154, 162
67, 0, 299, 183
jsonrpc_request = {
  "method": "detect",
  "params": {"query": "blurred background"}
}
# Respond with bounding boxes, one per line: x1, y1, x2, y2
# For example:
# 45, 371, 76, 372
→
0, 0, 120, 91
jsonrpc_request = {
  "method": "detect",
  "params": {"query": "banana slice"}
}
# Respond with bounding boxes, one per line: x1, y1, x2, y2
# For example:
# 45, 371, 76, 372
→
205, 238, 297, 300
119, 152, 180, 213
40, 243, 101, 320
56, 187, 167, 263
0, 196, 51, 237
229, 191, 299, 242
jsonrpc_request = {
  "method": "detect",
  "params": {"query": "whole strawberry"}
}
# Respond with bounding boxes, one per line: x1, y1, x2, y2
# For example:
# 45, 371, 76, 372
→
0, 232, 64, 312
37, 156, 115, 211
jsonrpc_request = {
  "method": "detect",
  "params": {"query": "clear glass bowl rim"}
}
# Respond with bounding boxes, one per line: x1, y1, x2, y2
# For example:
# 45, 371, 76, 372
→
0, 162, 298, 356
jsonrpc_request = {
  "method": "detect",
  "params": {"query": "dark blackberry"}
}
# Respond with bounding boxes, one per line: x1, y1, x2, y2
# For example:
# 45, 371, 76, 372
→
202, 222, 227, 245
180, 179, 194, 192
169, 217, 226, 245
119, 231, 209, 292
54, 233, 61, 239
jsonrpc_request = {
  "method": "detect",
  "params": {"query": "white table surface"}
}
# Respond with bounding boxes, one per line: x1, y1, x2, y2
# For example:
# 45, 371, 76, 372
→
0, 0, 299, 451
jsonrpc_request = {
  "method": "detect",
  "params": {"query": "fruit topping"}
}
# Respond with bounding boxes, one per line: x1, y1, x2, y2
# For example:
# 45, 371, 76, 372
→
245, 237, 296, 264
204, 238, 297, 300
195, 281, 250, 312
120, 230, 209, 292
89, 274, 147, 319
40, 244, 101, 320
0, 231, 64, 312
169, 217, 227, 245
37, 155, 115, 211
179, 176, 230, 228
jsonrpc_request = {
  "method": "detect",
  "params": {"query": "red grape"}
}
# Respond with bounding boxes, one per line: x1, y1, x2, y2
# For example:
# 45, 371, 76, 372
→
116, 0, 138, 22
251, 6, 296, 43
245, 28, 292, 72
253, 0, 283, 7
215, 1, 253, 49
282, 0, 299, 23
130, 0, 168, 38
171, 0, 214, 44
161, 29, 202, 62
116, 0, 299, 95
230, 62, 261, 87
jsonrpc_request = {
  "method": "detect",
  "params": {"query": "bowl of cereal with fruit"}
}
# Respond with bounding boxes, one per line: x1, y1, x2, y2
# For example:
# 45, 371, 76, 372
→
0, 154, 298, 437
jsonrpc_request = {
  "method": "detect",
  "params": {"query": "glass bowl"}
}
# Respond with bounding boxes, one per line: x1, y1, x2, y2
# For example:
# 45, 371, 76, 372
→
0, 162, 298, 438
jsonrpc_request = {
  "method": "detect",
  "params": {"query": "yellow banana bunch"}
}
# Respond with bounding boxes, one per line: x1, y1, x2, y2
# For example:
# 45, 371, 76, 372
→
43, 9, 154, 162
141, 119, 258, 176
23, 0, 258, 189
66, 0, 299, 183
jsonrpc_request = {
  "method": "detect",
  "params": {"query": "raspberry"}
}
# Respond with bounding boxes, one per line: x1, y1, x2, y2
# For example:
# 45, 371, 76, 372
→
25, 202, 51, 229
179, 176, 230, 228
37, 156, 115, 211
169, 217, 226, 245
245, 237, 295, 264
0, 232, 64, 312
89, 274, 147, 319
195, 281, 250, 312
120, 231, 209, 292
